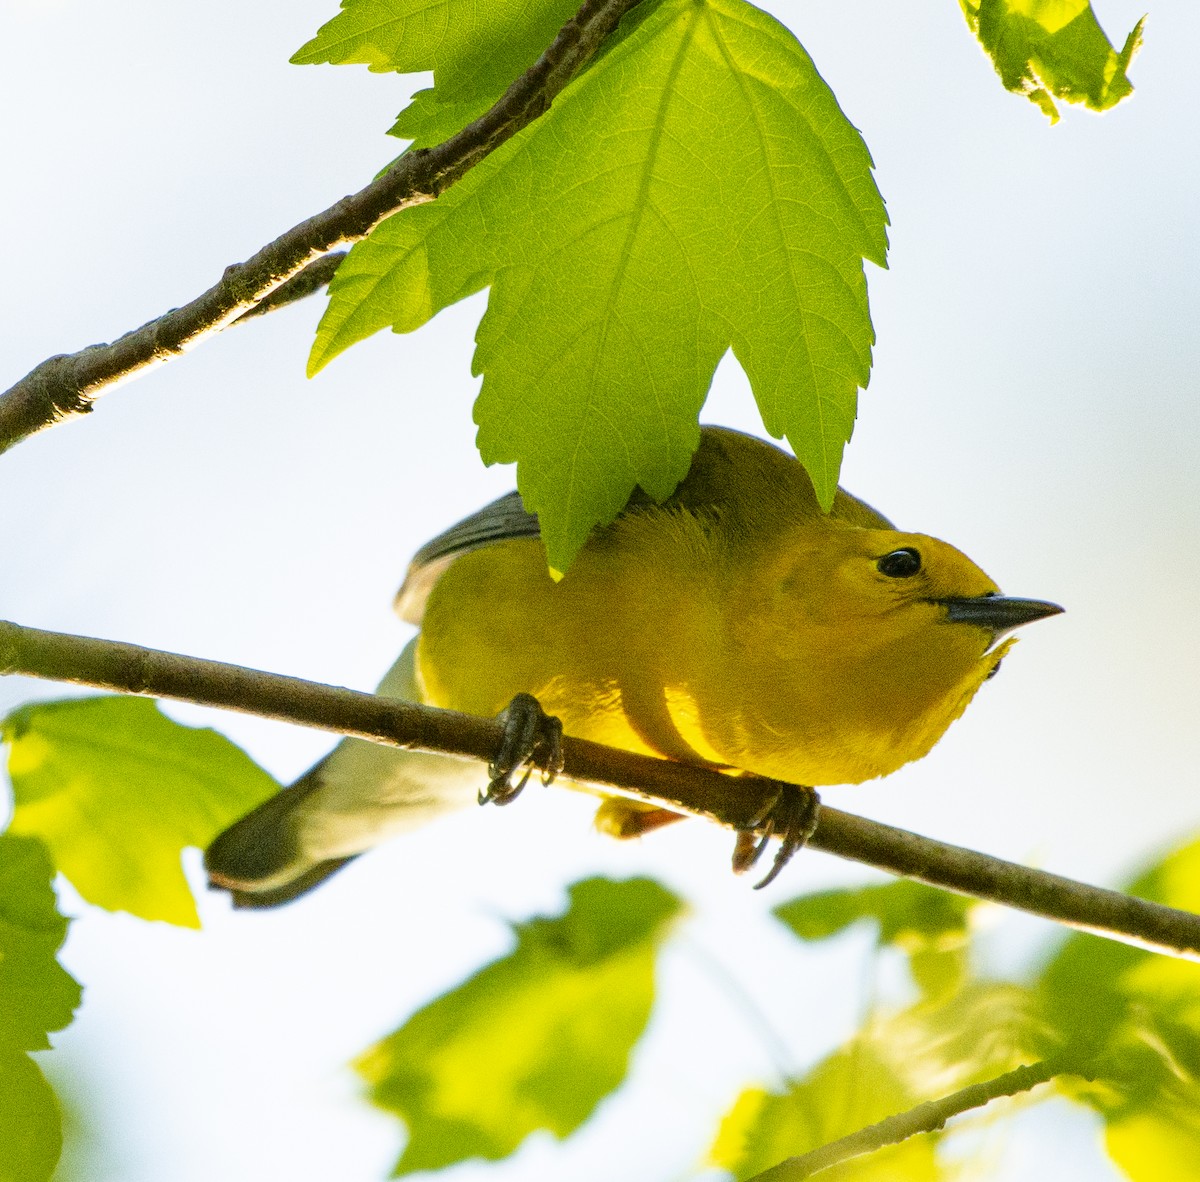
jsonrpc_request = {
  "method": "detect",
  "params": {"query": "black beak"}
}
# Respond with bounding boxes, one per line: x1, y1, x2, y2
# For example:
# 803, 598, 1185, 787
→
939, 595, 1064, 636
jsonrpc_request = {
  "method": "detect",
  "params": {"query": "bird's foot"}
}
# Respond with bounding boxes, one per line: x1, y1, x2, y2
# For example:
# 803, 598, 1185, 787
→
732, 782, 821, 889
481, 692, 565, 807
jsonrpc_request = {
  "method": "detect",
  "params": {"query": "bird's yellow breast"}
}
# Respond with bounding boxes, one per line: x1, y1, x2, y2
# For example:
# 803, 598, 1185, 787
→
415, 497, 1008, 789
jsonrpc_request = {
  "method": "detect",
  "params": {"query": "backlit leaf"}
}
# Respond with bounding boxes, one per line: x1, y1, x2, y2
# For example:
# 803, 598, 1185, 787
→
0, 833, 80, 1182
355, 876, 682, 1174
0, 834, 80, 1054
710, 1043, 941, 1181
0, 1052, 62, 1182
1036, 835, 1200, 1172
879, 981, 1049, 1097
309, 0, 887, 572
775, 880, 975, 947
292, 0, 585, 148
958, 0, 1143, 122
775, 880, 976, 998
4, 697, 278, 927
1106, 1089, 1200, 1182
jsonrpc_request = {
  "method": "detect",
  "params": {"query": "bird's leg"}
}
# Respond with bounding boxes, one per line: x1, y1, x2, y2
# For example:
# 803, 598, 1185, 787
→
732, 782, 821, 889
481, 692, 565, 807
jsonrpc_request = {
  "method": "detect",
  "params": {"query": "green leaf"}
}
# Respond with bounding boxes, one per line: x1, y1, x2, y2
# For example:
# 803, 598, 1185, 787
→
775, 880, 976, 998
0, 834, 80, 1054
709, 1043, 941, 1182
0, 834, 80, 1182
958, 0, 1143, 122
293, 0, 586, 148
777, 879, 1046, 1091
1105, 1087, 1200, 1182
1128, 834, 1200, 914
291, 0, 576, 77
310, 0, 887, 573
4, 697, 279, 927
710, 971, 1046, 1181
0, 1052, 62, 1182
389, 91, 493, 148
355, 876, 682, 1175
1035, 835, 1200, 1171
775, 880, 974, 947
880, 981, 1049, 1095
1037, 836, 1200, 1059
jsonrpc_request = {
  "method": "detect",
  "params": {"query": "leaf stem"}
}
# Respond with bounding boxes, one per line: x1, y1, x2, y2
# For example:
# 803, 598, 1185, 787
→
2, 618, 1199, 961
0, 0, 645, 455
742, 1058, 1070, 1181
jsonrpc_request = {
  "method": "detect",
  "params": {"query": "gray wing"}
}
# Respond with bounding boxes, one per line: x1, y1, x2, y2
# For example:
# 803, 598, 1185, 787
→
394, 490, 541, 624
392, 429, 895, 625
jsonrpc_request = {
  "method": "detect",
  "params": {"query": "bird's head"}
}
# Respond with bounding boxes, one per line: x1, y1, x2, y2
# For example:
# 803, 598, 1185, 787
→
725, 524, 1063, 774
716, 523, 1063, 783
749, 525, 1062, 652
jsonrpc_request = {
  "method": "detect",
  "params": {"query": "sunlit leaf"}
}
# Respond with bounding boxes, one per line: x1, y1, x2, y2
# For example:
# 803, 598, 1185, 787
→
0, 1051, 62, 1182
0, 833, 80, 1053
0, 833, 80, 1182
390, 93, 494, 148
710, 1043, 941, 1181
1129, 835, 1200, 914
958, 0, 1143, 122
775, 880, 975, 947
1038, 835, 1200, 1058
711, 958, 1049, 1182
4, 697, 278, 927
1106, 1087, 1200, 1182
1036, 834, 1200, 1171
879, 981, 1050, 1097
309, 0, 887, 573
356, 876, 682, 1175
775, 880, 976, 998
293, 0, 585, 148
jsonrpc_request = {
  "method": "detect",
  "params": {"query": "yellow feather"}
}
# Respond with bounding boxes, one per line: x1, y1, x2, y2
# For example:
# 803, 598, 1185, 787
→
417, 428, 1050, 790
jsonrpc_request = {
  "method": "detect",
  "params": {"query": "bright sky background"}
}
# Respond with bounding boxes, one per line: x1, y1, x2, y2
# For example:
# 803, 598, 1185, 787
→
1, 1, 1198, 1180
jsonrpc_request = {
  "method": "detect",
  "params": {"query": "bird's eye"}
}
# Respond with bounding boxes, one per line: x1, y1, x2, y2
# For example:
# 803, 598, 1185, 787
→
877, 548, 922, 578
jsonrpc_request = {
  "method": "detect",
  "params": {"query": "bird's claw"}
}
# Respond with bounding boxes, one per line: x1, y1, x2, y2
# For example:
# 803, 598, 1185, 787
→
481, 692, 565, 807
732, 782, 821, 889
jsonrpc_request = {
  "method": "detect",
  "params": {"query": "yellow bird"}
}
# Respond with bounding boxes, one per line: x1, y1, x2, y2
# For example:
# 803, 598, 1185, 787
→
206, 428, 1061, 906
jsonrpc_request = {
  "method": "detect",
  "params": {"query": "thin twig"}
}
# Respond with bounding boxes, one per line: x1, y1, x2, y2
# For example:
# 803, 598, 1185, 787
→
0, 0, 644, 454
743, 1058, 1068, 1181
230, 252, 347, 324
679, 937, 799, 1087
1, 618, 1198, 960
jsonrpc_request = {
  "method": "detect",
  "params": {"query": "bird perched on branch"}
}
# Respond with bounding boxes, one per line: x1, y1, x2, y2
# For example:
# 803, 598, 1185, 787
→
206, 427, 1061, 906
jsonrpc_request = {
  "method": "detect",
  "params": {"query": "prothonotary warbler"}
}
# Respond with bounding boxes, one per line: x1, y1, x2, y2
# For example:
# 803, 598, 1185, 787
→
206, 427, 1062, 905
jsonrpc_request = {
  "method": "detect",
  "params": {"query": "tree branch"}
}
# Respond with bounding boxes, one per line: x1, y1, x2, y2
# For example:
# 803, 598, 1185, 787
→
743, 1058, 1069, 1181
2, 617, 1198, 960
0, 0, 644, 455
229, 252, 347, 324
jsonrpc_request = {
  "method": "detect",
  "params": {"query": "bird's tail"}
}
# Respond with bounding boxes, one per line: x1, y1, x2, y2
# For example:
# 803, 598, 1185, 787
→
204, 638, 481, 908
204, 762, 353, 909
221, 856, 357, 910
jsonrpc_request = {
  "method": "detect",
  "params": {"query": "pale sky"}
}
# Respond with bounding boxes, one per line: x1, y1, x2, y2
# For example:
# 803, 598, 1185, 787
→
1, 1, 1197, 1180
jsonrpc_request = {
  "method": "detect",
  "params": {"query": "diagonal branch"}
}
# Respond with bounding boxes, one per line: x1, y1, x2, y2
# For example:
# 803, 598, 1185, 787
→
743, 1058, 1071, 1181
2, 617, 1199, 960
229, 252, 347, 324
0, 0, 644, 455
